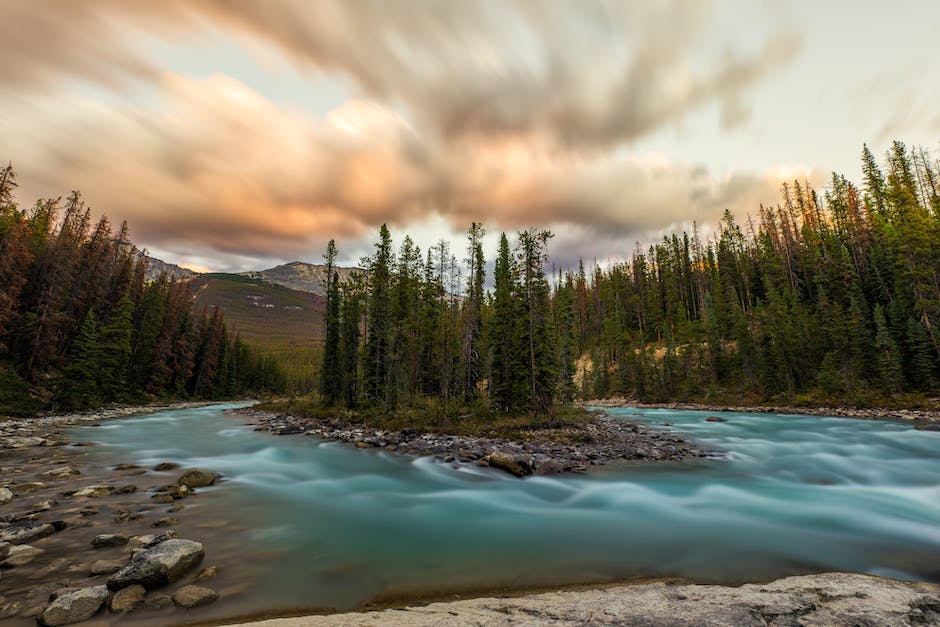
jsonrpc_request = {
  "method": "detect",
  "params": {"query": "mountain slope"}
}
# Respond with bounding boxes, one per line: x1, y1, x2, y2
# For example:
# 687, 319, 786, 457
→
241, 261, 359, 295
190, 273, 324, 390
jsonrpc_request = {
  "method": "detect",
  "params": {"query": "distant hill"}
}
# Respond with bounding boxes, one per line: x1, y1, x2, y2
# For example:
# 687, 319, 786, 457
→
189, 273, 325, 390
241, 261, 359, 296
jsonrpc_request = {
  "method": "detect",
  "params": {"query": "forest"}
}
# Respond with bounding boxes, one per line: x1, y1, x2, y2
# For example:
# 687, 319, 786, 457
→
319, 141, 940, 414
0, 164, 284, 416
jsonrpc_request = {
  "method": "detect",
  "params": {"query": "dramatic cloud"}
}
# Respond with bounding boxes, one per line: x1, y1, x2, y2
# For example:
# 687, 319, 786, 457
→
0, 0, 811, 269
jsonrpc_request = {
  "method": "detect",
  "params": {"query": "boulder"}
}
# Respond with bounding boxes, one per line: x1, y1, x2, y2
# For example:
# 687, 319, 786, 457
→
0, 521, 55, 543
172, 585, 219, 609
486, 451, 532, 477
91, 534, 129, 548
177, 468, 216, 488
109, 585, 145, 613
2, 544, 44, 566
39, 585, 109, 626
107, 539, 204, 590
0, 487, 14, 505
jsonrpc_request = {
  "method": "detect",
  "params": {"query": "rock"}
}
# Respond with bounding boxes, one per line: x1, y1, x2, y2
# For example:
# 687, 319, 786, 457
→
706, 416, 727, 422
39, 585, 109, 626
141, 594, 173, 611
39, 466, 81, 478
0, 521, 56, 543
29, 499, 56, 513
914, 423, 940, 431
0, 540, 9, 559
109, 585, 145, 613
73, 485, 112, 498
153, 462, 180, 471
0, 487, 14, 505
151, 494, 174, 504
194, 564, 219, 582
11, 481, 46, 495
107, 539, 204, 590
113, 464, 141, 471
486, 451, 532, 477
91, 533, 129, 548
129, 530, 178, 549
177, 468, 216, 488
152, 517, 177, 528
112, 484, 137, 494
2, 436, 47, 448
89, 559, 124, 575
172, 585, 219, 609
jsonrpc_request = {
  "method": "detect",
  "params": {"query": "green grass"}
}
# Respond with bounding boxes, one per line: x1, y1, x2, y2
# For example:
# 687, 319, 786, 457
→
257, 396, 597, 442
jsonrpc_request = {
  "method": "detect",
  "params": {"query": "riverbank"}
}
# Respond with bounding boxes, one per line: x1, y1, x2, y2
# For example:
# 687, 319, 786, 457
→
225, 572, 940, 626
234, 406, 710, 476
1, 402, 237, 625
584, 397, 940, 423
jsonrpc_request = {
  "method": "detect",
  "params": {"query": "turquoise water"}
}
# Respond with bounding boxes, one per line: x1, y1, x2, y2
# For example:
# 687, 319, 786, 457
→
74, 404, 940, 619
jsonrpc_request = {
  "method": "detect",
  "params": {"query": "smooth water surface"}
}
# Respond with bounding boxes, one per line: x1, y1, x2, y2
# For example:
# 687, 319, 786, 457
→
72, 404, 940, 619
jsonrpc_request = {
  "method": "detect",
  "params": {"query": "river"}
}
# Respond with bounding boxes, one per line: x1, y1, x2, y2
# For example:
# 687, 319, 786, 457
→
68, 403, 940, 623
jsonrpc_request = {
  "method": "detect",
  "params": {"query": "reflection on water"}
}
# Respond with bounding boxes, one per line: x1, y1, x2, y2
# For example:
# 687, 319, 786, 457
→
73, 403, 940, 622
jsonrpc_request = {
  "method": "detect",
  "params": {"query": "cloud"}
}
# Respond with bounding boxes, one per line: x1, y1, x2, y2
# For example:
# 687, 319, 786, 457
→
0, 1, 804, 269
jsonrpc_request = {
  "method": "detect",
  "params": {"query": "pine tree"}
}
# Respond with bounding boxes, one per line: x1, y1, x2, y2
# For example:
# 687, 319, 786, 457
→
320, 239, 342, 406
59, 309, 101, 407
364, 224, 392, 408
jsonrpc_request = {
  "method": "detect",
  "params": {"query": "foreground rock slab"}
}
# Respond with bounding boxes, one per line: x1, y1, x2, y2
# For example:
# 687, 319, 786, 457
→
107, 539, 204, 590
40, 585, 109, 626
228, 573, 940, 627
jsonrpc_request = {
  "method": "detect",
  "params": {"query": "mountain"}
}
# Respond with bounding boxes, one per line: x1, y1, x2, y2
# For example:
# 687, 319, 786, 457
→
241, 261, 359, 296
144, 255, 197, 281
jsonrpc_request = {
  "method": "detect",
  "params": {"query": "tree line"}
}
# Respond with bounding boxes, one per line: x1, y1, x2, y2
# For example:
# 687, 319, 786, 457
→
0, 165, 284, 415
319, 141, 940, 413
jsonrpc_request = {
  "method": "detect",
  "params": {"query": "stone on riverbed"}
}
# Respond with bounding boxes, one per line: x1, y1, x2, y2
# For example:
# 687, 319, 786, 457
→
706, 416, 727, 422
177, 468, 217, 488
73, 484, 112, 498
89, 559, 124, 575
172, 585, 219, 609
109, 585, 146, 613
129, 530, 178, 549
39, 585, 109, 626
107, 539, 204, 590
0, 487, 13, 505
91, 533, 129, 548
39, 466, 81, 478
2, 436, 48, 448
2, 544, 44, 566
153, 462, 179, 471
0, 521, 55, 543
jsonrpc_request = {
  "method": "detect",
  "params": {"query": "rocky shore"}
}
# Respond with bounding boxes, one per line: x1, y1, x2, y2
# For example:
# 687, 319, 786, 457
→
229, 572, 940, 626
235, 407, 711, 476
585, 397, 940, 423
1, 403, 232, 625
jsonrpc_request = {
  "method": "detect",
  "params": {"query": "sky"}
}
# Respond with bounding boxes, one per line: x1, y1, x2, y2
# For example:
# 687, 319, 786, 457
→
2, 0, 939, 273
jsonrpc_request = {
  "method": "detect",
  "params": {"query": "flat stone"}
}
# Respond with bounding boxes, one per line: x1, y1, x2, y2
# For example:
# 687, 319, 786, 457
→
91, 534, 129, 548
39, 466, 81, 478
112, 464, 141, 471
112, 484, 137, 494
11, 482, 46, 495
89, 559, 124, 575
172, 585, 219, 609
73, 485, 112, 498
194, 564, 219, 582
129, 530, 178, 549
0, 521, 56, 543
0, 487, 13, 505
39, 585, 109, 626
109, 585, 145, 613
2, 436, 47, 448
152, 517, 177, 528
107, 539, 204, 590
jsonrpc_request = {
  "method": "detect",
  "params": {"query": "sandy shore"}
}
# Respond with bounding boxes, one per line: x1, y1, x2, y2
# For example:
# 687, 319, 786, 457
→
223, 572, 940, 626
